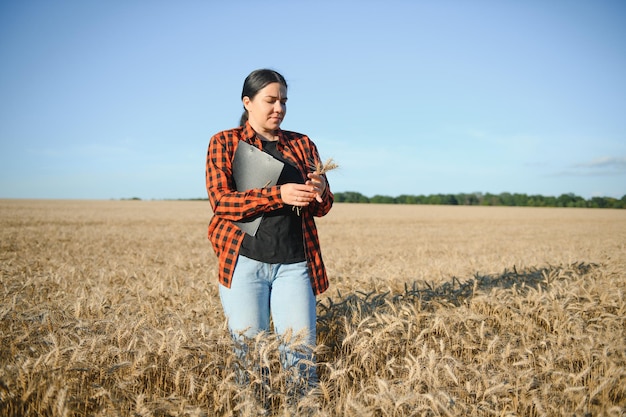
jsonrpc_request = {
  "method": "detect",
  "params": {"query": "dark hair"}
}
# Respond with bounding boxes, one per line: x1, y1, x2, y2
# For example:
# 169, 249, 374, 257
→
240, 69, 288, 126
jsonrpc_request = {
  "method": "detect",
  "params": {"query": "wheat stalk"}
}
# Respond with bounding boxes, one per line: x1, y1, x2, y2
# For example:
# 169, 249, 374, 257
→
312, 158, 339, 175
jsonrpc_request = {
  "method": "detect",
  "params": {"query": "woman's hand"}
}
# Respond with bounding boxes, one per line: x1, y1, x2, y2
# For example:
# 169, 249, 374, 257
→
306, 172, 327, 203
280, 183, 317, 207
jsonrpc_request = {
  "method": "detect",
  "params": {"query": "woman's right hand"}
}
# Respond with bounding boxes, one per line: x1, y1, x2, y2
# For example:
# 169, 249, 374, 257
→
280, 183, 317, 207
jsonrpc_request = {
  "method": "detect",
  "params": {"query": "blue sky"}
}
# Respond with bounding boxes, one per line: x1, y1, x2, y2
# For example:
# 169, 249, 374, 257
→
1, 0, 625, 200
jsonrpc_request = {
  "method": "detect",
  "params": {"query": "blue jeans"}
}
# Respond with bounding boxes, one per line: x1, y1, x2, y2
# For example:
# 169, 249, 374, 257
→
219, 255, 318, 386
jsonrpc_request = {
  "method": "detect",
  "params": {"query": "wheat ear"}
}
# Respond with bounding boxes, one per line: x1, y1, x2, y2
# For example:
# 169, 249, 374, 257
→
312, 158, 339, 175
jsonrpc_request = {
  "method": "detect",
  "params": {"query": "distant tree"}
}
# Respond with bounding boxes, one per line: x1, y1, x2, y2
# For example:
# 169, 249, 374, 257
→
610, 198, 622, 209
334, 191, 369, 203
528, 195, 546, 207
499, 192, 514, 206
370, 195, 395, 204
512, 193, 528, 206
481, 193, 500, 206
441, 194, 458, 205
589, 197, 609, 208
455, 193, 469, 205
415, 195, 429, 204
557, 193, 584, 207
426, 194, 442, 205
545, 196, 557, 207
396, 194, 419, 204
456, 192, 480, 205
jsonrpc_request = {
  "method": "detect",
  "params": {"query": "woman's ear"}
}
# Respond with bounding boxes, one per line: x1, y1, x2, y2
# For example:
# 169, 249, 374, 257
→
242, 96, 251, 111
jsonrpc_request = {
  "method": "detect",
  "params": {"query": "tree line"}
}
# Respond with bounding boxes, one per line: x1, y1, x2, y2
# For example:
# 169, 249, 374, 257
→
333, 191, 626, 209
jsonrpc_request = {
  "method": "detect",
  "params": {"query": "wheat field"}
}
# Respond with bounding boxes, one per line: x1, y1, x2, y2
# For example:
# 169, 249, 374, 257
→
1, 199, 625, 416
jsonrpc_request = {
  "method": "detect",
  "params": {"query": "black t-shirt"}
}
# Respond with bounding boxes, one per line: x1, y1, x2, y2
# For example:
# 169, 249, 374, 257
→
239, 140, 306, 264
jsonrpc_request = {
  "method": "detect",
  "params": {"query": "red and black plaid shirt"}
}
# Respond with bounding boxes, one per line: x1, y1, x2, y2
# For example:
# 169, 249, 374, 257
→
206, 122, 333, 296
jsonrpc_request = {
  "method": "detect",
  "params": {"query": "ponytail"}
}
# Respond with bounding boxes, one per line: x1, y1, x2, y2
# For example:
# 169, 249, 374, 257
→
239, 111, 248, 127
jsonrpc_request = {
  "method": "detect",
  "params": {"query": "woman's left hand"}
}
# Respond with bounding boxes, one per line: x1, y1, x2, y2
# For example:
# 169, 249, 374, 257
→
306, 172, 327, 203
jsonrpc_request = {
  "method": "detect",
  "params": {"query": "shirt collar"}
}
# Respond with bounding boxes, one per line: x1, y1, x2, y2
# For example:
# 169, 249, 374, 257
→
242, 121, 257, 143
243, 121, 285, 147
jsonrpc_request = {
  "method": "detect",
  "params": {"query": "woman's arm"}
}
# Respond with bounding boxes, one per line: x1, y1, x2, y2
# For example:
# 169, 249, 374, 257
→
206, 133, 283, 221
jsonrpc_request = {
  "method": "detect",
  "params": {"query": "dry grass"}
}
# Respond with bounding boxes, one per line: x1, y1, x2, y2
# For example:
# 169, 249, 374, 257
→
1, 200, 625, 416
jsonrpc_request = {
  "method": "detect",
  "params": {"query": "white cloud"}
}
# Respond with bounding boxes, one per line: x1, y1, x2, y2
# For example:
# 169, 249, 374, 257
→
550, 156, 626, 178
574, 156, 626, 170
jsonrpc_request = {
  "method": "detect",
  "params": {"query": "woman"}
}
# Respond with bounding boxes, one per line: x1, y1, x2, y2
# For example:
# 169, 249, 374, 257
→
205, 69, 333, 388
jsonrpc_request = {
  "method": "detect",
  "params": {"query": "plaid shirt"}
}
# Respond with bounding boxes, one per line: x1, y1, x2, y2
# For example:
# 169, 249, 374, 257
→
206, 122, 333, 295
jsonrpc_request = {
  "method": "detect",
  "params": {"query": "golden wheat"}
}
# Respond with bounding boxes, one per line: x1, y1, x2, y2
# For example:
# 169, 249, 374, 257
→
312, 158, 339, 175
1, 200, 625, 416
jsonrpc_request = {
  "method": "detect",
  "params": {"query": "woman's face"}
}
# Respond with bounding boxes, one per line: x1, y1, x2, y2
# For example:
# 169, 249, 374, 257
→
243, 82, 287, 136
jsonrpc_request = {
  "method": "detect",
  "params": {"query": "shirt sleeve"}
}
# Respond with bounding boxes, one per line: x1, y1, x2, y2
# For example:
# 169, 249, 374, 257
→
310, 180, 334, 217
304, 140, 334, 217
206, 132, 284, 221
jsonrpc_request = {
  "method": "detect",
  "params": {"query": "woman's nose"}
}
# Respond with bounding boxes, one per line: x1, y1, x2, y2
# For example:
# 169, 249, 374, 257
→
274, 101, 284, 113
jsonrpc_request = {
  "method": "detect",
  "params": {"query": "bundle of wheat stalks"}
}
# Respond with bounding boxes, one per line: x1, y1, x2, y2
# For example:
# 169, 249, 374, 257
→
313, 158, 339, 175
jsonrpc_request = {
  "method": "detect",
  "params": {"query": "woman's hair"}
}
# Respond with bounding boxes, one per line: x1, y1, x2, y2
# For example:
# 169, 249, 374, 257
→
240, 69, 288, 126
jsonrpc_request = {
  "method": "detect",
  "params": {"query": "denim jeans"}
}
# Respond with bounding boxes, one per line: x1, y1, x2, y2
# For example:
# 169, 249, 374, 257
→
219, 255, 318, 387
